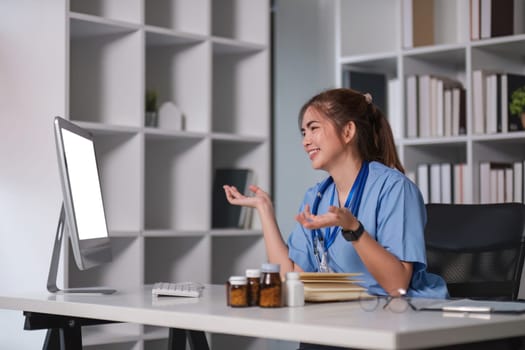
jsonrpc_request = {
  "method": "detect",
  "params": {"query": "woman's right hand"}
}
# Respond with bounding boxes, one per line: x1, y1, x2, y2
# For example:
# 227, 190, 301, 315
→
223, 184, 271, 210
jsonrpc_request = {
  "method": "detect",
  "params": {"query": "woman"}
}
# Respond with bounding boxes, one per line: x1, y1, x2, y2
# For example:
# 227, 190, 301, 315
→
223, 88, 448, 299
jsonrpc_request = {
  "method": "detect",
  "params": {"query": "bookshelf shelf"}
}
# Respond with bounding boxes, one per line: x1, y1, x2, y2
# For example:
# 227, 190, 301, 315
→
55, 1, 271, 348
336, 0, 525, 206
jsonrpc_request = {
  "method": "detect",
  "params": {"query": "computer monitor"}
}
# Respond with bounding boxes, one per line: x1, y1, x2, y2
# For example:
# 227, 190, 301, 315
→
47, 116, 115, 294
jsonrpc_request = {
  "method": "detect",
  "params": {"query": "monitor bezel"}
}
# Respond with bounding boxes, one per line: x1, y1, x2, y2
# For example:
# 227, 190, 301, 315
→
53, 116, 112, 271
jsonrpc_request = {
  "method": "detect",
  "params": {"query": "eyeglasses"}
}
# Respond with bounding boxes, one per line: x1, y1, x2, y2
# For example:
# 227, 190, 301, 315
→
359, 288, 417, 313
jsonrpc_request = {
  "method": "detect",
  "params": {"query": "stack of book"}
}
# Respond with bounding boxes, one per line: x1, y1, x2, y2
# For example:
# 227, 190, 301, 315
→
299, 272, 367, 302
472, 70, 525, 134
471, 0, 520, 40
413, 162, 469, 205
405, 74, 466, 138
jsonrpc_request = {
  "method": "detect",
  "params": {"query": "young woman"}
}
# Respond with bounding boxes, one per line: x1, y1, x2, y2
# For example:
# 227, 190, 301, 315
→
223, 88, 448, 299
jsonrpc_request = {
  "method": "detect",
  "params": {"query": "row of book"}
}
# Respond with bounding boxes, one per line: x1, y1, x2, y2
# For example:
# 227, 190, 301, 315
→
472, 70, 525, 135
480, 161, 524, 204
412, 163, 469, 204
471, 0, 523, 40
406, 75, 466, 139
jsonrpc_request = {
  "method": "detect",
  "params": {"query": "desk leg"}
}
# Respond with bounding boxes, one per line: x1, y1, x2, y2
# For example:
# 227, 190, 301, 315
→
168, 328, 209, 350
24, 312, 82, 350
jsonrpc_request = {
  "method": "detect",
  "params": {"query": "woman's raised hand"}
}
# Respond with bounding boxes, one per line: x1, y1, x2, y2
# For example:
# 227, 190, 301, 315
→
295, 205, 358, 231
223, 184, 271, 210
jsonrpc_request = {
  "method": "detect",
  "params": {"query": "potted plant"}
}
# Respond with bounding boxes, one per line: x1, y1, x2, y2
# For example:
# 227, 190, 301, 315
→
509, 86, 525, 130
145, 89, 159, 127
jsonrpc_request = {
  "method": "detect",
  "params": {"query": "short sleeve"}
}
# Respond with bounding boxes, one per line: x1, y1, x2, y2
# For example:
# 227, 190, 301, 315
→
376, 177, 427, 267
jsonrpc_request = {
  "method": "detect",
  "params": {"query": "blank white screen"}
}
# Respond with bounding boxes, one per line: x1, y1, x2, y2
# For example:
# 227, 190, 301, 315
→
62, 129, 108, 240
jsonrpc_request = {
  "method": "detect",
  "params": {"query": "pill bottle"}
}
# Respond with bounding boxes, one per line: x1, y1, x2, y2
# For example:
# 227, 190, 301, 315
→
245, 268, 261, 306
285, 272, 305, 307
228, 276, 248, 307
259, 263, 282, 308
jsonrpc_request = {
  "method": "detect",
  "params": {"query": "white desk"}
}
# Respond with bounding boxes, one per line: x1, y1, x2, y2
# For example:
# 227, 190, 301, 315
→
2, 285, 525, 349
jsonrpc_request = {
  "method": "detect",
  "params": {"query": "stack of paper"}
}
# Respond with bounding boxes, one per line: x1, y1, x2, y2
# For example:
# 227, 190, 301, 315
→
299, 272, 367, 302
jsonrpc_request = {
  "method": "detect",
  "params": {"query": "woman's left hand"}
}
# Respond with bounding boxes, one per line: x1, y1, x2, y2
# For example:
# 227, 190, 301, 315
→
295, 205, 358, 231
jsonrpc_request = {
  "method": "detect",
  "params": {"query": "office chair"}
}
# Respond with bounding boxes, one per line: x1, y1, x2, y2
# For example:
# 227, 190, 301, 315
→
425, 203, 525, 350
425, 203, 525, 301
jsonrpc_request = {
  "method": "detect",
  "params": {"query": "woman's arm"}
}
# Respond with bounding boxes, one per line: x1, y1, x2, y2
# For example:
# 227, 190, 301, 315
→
223, 184, 299, 276
296, 204, 412, 293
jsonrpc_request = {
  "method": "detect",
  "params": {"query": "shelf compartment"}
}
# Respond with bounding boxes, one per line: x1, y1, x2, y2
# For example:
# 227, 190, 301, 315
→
212, 140, 270, 197
212, 0, 269, 45
471, 39, 525, 73
341, 56, 398, 77
403, 47, 466, 79
146, 37, 211, 133
92, 132, 142, 232
70, 0, 141, 24
144, 137, 210, 231
145, 0, 210, 35
211, 235, 265, 284
212, 49, 269, 136
69, 19, 141, 127
403, 143, 467, 175
144, 236, 211, 284
67, 237, 142, 291
472, 139, 525, 163
339, 0, 400, 56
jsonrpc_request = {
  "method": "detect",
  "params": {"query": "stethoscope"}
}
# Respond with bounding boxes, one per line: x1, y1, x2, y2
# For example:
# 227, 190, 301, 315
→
311, 161, 369, 272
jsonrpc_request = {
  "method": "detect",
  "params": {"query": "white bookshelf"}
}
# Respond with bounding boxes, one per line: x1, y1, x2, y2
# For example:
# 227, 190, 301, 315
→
335, 0, 525, 205
64, 1, 271, 349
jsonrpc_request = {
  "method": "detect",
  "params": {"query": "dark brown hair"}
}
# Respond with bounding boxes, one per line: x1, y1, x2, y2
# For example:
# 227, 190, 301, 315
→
299, 88, 405, 173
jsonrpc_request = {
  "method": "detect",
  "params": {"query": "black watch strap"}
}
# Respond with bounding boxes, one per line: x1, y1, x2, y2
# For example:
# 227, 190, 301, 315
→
341, 221, 365, 242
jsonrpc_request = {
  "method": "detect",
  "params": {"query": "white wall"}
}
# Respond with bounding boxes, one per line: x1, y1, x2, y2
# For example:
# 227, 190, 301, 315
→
274, 0, 335, 237
0, 1, 66, 347
272, 1, 335, 347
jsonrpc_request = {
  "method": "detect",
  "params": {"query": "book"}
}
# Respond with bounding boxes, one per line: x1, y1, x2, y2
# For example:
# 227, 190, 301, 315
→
406, 75, 419, 138
480, 162, 513, 203
343, 70, 387, 114
471, 0, 481, 40
480, 0, 492, 39
472, 69, 490, 134
388, 78, 403, 139
440, 163, 453, 204
412, 0, 435, 47
429, 163, 442, 203
299, 272, 367, 302
453, 163, 467, 204
514, 161, 523, 202
418, 74, 432, 138
417, 163, 429, 204
491, 0, 514, 38
212, 168, 254, 229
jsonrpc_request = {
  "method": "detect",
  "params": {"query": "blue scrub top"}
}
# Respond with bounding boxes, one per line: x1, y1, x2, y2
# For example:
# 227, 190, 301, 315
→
287, 161, 449, 299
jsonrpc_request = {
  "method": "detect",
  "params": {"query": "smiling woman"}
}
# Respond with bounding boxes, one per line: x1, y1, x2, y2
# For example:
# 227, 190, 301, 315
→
223, 88, 448, 306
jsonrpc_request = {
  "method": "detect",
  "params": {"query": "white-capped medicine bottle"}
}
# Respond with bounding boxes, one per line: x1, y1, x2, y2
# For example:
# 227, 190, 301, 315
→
285, 272, 304, 307
228, 276, 248, 307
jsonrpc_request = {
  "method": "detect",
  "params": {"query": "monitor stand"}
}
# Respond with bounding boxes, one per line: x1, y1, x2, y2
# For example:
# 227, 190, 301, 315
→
47, 204, 116, 294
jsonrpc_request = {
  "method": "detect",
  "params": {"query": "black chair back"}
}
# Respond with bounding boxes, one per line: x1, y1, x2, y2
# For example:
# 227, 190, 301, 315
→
425, 203, 525, 300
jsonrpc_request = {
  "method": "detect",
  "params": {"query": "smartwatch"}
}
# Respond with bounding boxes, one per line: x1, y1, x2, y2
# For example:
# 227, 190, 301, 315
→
341, 221, 365, 242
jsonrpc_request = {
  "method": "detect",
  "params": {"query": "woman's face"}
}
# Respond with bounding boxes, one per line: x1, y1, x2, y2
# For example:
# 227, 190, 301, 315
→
301, 106, 346, 171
